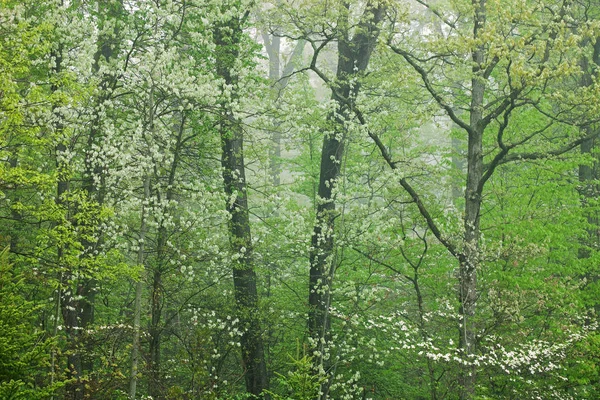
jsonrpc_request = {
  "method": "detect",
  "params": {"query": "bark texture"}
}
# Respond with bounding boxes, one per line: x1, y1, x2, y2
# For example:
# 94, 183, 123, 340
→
457, 2, 487, 397
307, 3, 384, 397
215, 13, 269, 398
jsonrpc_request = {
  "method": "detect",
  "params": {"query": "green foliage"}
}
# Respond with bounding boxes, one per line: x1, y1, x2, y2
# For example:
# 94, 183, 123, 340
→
1, 0, 600, 399
265, 343, 324, 400
0, 248, 54, 399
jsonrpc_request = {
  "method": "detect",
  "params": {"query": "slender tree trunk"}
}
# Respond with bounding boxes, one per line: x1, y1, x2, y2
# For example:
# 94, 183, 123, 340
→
148, 266, 163, 398
215, 15, 269, 397
578, 37, 600, 259
147, 107, 186, 399
139, 84, 161, 400
263, 33, 283, 187
262, 31, 305, 381
307, 4, 384, 398
408, 261, 438, 400
578, 37, 600, 323
130, 175, 150, 399
58, 168, 84, 400
457, 1, 486, 398
451, 130, 465, 204
262, 33, 306, 187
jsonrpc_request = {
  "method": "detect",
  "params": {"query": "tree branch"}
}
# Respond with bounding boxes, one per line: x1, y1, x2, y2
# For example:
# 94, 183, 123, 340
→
489, 128, 600, 168
413, 0, 457, 30
350, 106, 460, 258
352, 246, 410, 279
388, 43, 475, 136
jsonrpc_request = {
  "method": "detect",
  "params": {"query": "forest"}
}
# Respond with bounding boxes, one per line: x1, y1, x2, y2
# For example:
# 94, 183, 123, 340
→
1, 0, 600, 399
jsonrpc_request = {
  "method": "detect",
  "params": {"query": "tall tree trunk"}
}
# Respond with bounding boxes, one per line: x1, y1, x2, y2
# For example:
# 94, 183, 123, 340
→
130, 175, 150, 399
459, 0, 486, 399
578, 37, 600, 259
263, 33, 283, 188
220, 118, 268, 397
578, 37, 600, 323
307, 3, 384, 397
145, 96, 189, 400
148, 249, 163, 399
52, 39, 84, 399
215, 14, 269, 397
78, 0, 123, 380
457, 1, 486, 398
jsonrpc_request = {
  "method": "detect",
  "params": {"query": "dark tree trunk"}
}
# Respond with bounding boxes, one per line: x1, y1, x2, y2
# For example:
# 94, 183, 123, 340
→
77, 0, 123, 380
215, 14, 269, 397
146, 99, 186, 400
307, 3, 384, 398
220, 122, 268, 396
577, 37, 600, 325
50, 37, 84, 399
148, 265, 163, 398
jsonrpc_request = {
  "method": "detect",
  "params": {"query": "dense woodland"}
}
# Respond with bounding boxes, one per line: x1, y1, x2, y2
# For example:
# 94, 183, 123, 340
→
2, 0, 600, 399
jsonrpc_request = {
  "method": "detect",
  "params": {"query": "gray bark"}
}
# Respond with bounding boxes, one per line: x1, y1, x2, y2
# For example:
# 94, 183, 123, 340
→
129, 175, 149, 399
457, 1, 486, 397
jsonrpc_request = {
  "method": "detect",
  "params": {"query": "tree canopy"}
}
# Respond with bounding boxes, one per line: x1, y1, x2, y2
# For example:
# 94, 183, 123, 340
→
1, 0, 600, 399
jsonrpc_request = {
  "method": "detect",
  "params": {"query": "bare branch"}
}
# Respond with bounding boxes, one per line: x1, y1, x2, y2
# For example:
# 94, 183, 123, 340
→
352, 246, 410, 279
413, 0, 457, 30
277, 39, 306, 90
388, 43, 475, 136
489, 128, 600, 168
351, 108, 460, 258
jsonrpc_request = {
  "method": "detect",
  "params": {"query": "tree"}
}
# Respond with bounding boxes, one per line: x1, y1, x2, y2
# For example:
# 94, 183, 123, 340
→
300, 3, 385, 396
3, 0, 600, 399
213, 0, 269, 396
373, 0, 600, 397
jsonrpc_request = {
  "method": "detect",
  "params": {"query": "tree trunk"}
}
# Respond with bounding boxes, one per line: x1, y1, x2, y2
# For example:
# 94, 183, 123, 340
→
307, 3, 384, 397
457, 1, 486, 398
220, 121, 269, 396
78, 0, 123, 380
262, 32, 306, 187
215, 15, 269, 397
145, 98, 188, 400
51, 37, 84, 399
578, 37, 600, 324
129, 176, 149, 399
578, 37, 600, 259
148, 265, 163, 398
